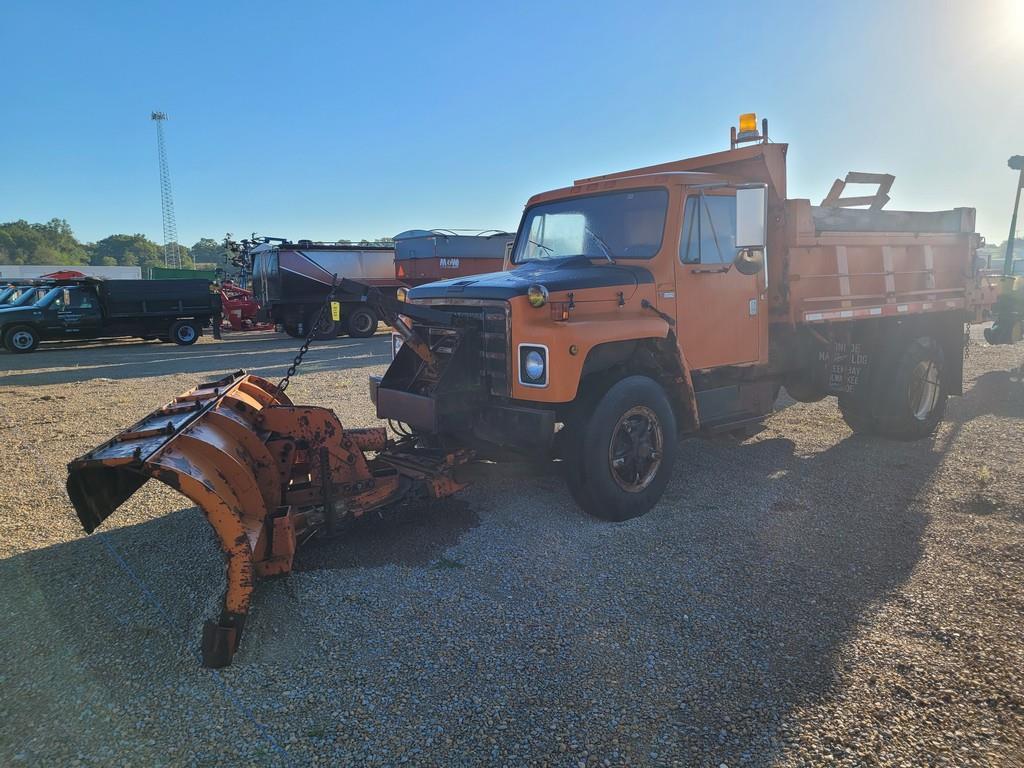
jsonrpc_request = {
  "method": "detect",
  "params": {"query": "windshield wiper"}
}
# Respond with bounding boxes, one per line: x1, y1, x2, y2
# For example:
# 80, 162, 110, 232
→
584, 226, 616, 264
528, 239, 555, 258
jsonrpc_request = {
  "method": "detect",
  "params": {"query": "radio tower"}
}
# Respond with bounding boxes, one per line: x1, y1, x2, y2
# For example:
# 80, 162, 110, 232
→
151, 111, 182, 268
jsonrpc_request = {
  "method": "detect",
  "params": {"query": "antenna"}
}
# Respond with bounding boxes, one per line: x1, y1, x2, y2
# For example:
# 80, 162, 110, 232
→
151, 111, 182, 268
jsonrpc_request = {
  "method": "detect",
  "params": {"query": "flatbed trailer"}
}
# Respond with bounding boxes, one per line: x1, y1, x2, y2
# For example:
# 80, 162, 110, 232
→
64, 115, 1001, 666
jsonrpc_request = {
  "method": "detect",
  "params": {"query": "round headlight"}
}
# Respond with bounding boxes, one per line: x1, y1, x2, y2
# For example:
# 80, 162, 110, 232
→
524, 350, 545, 381
396, 287, 408, 303
527, 284, 548, 308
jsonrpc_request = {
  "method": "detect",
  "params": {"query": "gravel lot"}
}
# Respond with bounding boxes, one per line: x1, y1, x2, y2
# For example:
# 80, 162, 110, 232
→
1, 328, 1022, 767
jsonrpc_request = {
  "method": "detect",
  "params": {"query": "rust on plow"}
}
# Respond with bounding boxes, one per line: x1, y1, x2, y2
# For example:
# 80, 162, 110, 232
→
66, 370, 471, 667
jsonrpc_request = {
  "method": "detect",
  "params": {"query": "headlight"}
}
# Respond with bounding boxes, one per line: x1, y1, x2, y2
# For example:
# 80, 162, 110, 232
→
391, 333, 404, 359
519, 345, 547, 387
527, 284, 548, 308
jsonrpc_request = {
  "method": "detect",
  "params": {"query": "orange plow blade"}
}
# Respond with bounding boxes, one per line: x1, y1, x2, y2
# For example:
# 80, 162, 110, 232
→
66, 371, 470, 666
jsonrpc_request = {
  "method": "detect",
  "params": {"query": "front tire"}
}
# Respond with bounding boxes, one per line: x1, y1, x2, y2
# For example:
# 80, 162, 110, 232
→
169, 320, 200, 346
3, 325, 39, 353
346, 306, 379, 338
564, 376, 677, 522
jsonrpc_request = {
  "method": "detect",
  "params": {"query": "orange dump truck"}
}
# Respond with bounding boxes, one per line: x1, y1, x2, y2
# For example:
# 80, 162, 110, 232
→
373, 115, 995, 520
65, 116, 997, 665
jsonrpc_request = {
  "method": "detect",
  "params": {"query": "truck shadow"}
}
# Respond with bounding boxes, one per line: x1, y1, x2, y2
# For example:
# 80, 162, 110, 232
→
294, 498, 481, 571
0, 331, 392, 387
540, 374, 1014, 764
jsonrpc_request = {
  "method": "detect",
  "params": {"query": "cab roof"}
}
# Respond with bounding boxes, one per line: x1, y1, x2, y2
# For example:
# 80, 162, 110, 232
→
525, 141, 789, 208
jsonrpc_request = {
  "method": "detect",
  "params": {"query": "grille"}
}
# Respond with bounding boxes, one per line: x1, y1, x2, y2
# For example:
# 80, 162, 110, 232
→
415, 302, 510, 397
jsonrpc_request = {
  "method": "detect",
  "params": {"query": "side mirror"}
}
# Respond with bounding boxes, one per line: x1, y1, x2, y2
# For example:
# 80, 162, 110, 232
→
736, 185, 767, 249
735, 185, 768, 277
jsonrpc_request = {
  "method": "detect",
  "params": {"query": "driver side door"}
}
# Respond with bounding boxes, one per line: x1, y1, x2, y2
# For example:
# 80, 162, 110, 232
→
673, 190, 761, 369
50, 287, 103, 337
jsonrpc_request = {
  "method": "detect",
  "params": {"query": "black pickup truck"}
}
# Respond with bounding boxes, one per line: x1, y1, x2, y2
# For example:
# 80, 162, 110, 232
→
0, 278, 220, 353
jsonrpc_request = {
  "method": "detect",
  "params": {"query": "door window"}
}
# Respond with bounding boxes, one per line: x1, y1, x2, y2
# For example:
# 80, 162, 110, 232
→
680, 193, 737, 264
66, 288, 95, 309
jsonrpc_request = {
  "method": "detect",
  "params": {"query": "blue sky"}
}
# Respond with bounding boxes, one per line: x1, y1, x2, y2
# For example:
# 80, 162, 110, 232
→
2, 0, 1021, 246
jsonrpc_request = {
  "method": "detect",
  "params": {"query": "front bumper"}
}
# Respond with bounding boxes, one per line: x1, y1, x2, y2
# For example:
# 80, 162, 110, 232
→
369, 374, 554, 453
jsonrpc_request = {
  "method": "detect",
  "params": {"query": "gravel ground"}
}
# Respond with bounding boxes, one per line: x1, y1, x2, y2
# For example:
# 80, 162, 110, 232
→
0, 328, 1022, 767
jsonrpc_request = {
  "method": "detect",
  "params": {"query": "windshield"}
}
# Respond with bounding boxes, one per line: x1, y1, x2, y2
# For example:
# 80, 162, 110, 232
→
3, 287, 47, 306
512, 188, 668, 263
34, 287, 63, 307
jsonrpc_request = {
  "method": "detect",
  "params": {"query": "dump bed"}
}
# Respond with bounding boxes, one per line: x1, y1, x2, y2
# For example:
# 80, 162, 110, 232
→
393, 230, 514, 285
99, 279, 218, 318
252, 242, 399, 307
778, 200, 993, 326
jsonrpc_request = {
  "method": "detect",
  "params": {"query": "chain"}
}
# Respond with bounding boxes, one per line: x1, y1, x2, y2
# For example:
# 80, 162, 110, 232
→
277, 275, 339, 393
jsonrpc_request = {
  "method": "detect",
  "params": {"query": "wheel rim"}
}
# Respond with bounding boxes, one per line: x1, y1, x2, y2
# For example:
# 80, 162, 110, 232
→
908, 359, 940, 421
11, 330, 33, 350
608, 405, 664, 493
352, 311, 374, 334
177, 325, 197, 343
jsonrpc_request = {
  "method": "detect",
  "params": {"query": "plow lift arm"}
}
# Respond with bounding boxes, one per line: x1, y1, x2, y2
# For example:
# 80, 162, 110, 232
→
66, 285, 475, 667
334, 277, 457, 370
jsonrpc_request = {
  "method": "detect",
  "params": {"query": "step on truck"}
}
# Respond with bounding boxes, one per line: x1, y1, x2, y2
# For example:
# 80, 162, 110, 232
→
65, 115, 999, 665
1, 277, 220, 353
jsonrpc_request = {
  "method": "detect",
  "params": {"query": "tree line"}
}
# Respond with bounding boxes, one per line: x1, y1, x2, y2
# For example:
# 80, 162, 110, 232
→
0, 218, 229, 271
0, 219, 397, 272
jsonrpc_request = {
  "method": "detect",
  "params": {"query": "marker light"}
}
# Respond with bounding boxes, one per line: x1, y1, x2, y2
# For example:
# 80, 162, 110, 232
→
527, 284, 548, 308
396, 287, 408, 303
738, 113, 757, 134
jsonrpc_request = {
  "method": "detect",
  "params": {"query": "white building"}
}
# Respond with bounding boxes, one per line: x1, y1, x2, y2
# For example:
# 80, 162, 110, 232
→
0, 265, 142, 280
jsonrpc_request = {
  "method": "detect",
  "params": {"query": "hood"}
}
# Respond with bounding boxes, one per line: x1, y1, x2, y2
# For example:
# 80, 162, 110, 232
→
407, 258, 654, 301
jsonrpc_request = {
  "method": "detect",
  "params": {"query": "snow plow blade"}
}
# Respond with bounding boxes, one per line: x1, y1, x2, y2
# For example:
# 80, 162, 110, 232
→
66, 371, 470, 667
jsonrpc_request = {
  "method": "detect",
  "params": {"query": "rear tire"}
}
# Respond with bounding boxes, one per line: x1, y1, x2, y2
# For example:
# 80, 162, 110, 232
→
310, 315, 340, 340
3, 325, 39, 353
564, 376, 677, 522
170, 321, 200, 346
346, 306, 379, 338
838, 393, 876, 434
875, 338, 946, 440
783, 375, 826, 403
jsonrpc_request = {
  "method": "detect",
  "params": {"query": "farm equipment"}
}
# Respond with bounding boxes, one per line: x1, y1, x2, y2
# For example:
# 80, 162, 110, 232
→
984, 155, 1024, 344
218, 281, 272, 332
67, 115, 1005, 666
